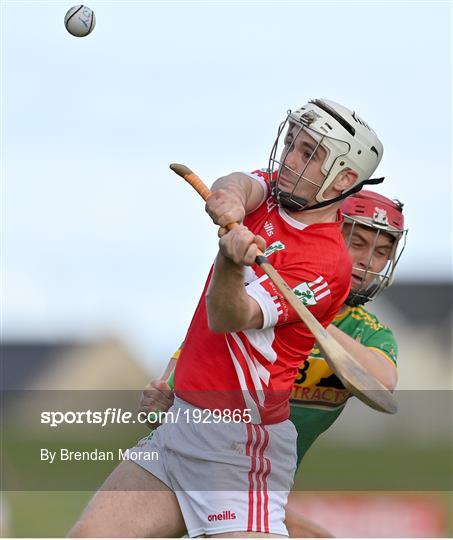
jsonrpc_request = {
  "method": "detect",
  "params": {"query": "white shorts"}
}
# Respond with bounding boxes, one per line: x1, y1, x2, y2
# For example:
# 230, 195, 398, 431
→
129, 395, 297, 537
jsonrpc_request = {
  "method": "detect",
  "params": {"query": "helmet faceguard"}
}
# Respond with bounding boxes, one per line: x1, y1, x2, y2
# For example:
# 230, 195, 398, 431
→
269, 99, 384, 211
342, 190, 408, 306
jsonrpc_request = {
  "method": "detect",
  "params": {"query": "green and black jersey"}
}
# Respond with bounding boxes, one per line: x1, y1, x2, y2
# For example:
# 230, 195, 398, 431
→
290, 305, 397, 466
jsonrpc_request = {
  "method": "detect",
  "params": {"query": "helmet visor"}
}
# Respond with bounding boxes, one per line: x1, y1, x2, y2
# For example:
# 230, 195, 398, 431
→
343, 217, 407, 305
269, 112, 349, 210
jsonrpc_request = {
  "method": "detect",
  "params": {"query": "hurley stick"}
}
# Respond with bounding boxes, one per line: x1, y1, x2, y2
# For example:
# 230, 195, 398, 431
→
170, 163, 397, 414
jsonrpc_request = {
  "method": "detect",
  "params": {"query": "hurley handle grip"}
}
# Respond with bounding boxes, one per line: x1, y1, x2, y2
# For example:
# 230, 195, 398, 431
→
169, 163, 265, 256
169, 163, 212, 202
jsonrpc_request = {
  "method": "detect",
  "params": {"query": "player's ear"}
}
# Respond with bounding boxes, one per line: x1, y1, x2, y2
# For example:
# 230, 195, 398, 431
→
333, 168, 358, 193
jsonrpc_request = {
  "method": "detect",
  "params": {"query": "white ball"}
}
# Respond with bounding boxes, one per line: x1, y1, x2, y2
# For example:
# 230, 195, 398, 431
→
64, 5, 96, 37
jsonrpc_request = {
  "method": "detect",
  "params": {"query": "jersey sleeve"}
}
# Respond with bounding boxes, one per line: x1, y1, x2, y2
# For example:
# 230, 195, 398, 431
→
239, 169, 269, 213
170, 343, 184, 362
167, 341, 184, 390
243, 168, 282, 213
364, 326, 398, 367
166, 369, 175, 390
246, 268, 332, 330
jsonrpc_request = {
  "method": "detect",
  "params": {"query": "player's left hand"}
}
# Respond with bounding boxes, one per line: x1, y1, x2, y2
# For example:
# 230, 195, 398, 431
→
139, 379, 174, 428
219, 225, 266, 266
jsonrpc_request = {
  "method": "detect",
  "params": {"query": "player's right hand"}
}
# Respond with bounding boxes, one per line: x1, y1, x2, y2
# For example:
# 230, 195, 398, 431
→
139, 379, 174, 428
219, 225, 266, 266
205, 187, 246, 228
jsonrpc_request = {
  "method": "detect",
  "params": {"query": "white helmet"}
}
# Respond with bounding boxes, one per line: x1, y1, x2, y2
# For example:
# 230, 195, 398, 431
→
269, 98, 384, 209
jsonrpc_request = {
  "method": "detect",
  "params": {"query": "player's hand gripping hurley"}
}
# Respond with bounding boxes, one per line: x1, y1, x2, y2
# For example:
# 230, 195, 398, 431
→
170, 163, 397, 414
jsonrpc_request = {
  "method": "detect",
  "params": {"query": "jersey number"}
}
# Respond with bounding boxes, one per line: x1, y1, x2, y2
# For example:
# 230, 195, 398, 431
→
316, 373, 345, 390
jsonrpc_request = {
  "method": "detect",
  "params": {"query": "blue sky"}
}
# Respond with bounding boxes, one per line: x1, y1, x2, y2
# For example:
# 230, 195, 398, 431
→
2, 1, 452, 368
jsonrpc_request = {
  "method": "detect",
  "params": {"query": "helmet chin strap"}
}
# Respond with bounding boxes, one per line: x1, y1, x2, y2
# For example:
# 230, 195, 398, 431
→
345, 284, 379, 307
271, 182, 308, 211
272, 177, 385, 212
302, 177, 385, 211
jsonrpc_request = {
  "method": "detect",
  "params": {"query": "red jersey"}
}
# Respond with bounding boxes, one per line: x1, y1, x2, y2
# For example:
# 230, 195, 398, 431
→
174, 170, 352, 424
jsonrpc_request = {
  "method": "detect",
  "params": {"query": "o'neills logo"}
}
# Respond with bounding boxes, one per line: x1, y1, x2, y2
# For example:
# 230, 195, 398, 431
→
207, 510, 237, 522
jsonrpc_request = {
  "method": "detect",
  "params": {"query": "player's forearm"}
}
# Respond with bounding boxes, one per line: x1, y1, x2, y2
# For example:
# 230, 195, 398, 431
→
327, 324, 398, 391
206, 252, 260, 333
211, 172, 263, 215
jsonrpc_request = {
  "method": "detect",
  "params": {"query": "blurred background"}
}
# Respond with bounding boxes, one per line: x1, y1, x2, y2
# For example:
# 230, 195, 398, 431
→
2, 0, 452, 537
